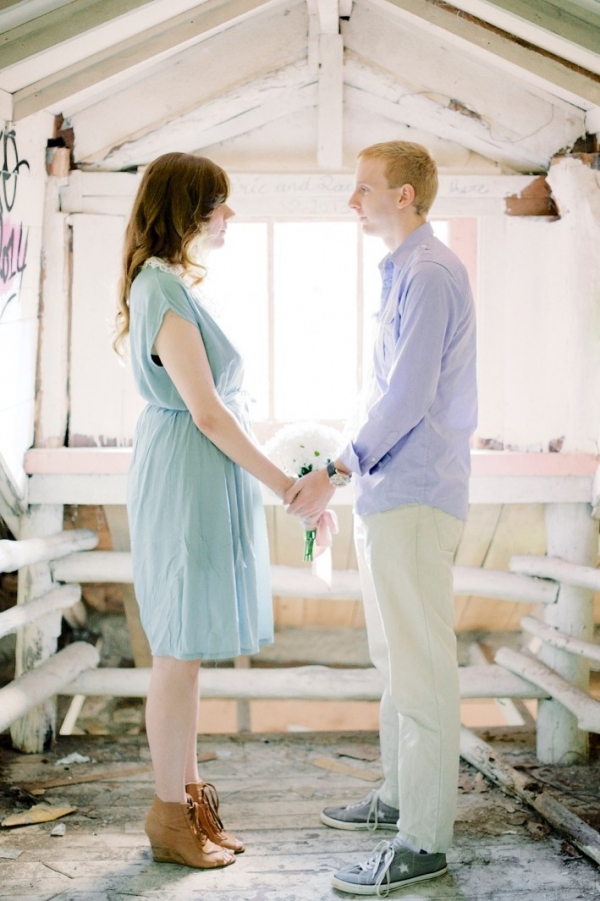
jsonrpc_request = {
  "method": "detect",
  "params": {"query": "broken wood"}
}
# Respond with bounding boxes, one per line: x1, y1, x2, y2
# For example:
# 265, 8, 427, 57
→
62, 662, 548, 702
0, 584, 81, 640
496, 646, 600, 733
521, 615, 600, 665
22, 752, 216, 793
22, 764, 153, 793
0, 642, 100, 735
2, 803, 77, 828
511, 554, 600, 593
310, 757, 382, 782
459, 726, 600, 867
0, 528, 98, 572
505, 175, 559, 218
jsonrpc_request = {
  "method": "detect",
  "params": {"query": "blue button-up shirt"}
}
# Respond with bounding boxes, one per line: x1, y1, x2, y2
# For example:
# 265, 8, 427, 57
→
340, 222, 477, 521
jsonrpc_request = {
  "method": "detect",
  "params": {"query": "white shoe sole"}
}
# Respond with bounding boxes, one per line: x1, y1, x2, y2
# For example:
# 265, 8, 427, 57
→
331, 864, 448, 894
320, 811, 398, 831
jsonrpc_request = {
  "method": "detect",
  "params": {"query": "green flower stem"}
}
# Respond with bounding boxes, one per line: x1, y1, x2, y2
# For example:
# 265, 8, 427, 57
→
303, 529, 317, 562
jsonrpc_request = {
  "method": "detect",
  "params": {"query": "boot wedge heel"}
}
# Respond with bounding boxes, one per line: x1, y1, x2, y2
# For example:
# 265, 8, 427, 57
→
145, 795, 234, 869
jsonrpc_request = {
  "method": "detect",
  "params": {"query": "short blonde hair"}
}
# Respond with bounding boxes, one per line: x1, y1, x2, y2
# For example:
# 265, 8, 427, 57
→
359, 141, 438, 216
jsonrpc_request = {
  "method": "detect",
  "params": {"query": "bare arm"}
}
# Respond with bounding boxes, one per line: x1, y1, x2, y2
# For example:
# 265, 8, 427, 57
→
154, 310, 294, 499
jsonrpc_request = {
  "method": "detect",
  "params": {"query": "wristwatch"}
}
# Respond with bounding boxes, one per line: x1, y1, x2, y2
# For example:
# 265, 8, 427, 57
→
326, 461, 352, 487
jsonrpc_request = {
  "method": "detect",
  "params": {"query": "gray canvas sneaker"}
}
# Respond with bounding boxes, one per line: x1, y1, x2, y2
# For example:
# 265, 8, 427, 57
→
320, 791, 399, 831
331, 838, 447, 895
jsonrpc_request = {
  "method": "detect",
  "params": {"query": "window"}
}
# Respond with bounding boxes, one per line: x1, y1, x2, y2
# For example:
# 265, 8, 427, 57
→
204, 219, 454, 428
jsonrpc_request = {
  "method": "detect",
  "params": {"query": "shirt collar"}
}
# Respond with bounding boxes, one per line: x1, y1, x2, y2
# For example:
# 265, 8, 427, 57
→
378, 222, 434, 273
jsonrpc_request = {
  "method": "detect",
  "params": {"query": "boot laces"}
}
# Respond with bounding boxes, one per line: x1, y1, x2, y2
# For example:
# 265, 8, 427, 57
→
193, 784, 225, 843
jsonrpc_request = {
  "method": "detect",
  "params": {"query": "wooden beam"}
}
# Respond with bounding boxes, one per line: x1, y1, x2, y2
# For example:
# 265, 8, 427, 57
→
0, 0, 156, 68
460, 726, 600, 869
0, 641, 100, 735
101, 65, 318, 169
496, 646, 600, 733
62, 662, 548, 700
342, 20, 585, 172
51, 551, 557, 605
510, 553, 600, 592
317, 33, 343, 168
0, 527, 98, 572
368, 0, 600, 108
68, 2, 307, 162
10, 504, 64, 753
12, 0, 285, 121
0, 87, 13, 121
521, 615, 600, 666
447, 0, 600, 76
0, 584, 81, 640
317, 0, 338, 33
536, 503, 597, 763
0, 449, 26, 537
346, 81, 548, 172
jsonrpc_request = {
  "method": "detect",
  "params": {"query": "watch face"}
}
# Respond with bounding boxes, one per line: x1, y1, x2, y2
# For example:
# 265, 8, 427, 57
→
331, 472, 351, 487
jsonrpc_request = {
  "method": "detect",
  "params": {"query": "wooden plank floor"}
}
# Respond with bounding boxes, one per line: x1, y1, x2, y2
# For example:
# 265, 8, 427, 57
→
1, 730, 600, 901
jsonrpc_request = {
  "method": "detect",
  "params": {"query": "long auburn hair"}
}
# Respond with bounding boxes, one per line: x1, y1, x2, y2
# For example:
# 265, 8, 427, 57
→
114, 152, 230, 353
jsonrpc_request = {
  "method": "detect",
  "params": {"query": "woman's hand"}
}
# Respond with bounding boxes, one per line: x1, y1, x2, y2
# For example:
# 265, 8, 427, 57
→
284, 469, 335, 521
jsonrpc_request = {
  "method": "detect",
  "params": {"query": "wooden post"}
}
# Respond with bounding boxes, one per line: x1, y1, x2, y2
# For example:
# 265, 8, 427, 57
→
10, 504, 64, 752
103, 505, 151, 667
537, 503, 597, 764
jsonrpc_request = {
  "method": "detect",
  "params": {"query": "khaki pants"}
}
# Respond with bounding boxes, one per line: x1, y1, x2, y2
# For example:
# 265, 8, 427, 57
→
356, 504, 463, 853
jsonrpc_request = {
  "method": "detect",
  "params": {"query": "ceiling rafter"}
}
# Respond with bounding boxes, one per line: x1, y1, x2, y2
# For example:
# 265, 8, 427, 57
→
368, 0, 600, 109
70, 2, 307, 163
10, 0, 284, 121
344, 4, 585, 168
447, 0, 600, 74
314, 0, 343, 168
0, 0, 156, 68
94, 63, 318, 170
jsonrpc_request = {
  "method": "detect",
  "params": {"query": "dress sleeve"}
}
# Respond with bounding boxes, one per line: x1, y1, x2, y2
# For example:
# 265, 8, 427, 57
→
138, 269, 199, 361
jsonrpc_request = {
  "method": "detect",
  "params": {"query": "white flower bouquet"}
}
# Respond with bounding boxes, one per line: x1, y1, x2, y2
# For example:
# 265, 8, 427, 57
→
264, 421, 344, 561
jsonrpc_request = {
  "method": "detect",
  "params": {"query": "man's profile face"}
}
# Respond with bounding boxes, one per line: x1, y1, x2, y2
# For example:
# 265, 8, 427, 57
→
348, 156, 404, 247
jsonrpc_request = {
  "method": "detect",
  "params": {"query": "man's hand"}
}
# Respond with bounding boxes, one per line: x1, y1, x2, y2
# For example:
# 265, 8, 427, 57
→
284, 469, 335, 521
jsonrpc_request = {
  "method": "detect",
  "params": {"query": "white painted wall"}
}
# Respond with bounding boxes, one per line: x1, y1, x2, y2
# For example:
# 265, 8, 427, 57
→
0, 112, 54, 495
477, 156, 600, 454
69, 213, 144, 446
55, 159, 600, 456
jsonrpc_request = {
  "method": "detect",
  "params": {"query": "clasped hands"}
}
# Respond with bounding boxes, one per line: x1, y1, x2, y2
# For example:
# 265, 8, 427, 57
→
283, 468, 336, 527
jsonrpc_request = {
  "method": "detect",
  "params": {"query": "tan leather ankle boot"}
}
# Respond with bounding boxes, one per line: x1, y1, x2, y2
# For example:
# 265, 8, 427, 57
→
186, 781, 245, 853
145, 795, 235, 868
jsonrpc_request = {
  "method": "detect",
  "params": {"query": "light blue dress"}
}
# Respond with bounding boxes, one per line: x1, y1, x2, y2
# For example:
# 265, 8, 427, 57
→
126, 259, 273, 660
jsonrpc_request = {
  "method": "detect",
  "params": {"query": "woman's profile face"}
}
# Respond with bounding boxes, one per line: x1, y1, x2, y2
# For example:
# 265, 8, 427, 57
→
204, 203, 235, 249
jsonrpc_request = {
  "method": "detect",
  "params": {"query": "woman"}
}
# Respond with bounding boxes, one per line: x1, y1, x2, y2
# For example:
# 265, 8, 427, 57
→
115, 152, 295, 869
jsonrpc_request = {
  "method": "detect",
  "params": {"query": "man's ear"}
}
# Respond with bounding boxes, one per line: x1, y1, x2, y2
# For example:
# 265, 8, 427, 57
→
396, 183, 416, 209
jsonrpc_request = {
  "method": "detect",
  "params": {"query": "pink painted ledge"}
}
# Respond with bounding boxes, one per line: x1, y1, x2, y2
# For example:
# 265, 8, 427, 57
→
23, 448, 599, 477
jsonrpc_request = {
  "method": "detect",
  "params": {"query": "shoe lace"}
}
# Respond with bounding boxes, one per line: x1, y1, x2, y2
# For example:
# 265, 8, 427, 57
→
356, 839, 398, 897
185, 796, 209, 848
193, 783, 225, 844
360, 791, 384, 832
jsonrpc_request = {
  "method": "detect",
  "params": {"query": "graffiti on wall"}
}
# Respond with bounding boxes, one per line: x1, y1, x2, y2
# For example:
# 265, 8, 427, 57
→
0, 128, 30, 321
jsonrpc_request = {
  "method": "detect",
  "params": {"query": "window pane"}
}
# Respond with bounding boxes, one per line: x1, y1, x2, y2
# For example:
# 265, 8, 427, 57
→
273, 222, 358, 421
203, 223, 269, 420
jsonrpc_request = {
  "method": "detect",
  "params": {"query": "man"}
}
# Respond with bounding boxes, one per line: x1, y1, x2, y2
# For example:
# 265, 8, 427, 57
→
285, 141, 477, 894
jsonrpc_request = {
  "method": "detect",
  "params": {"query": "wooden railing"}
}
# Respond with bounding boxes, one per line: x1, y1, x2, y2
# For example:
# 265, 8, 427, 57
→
0, 445, 597, 760
2, 527, 600, 762
0, 529, 100, 749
